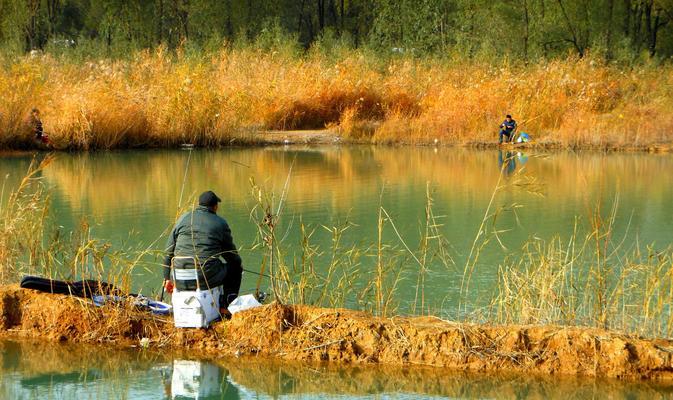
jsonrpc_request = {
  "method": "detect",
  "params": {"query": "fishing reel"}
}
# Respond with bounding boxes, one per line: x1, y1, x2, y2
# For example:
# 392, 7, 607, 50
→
255, 291, 268, 303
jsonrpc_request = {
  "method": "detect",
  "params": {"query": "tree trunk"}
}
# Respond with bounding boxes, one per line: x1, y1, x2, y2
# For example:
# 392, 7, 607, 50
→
179, 0, 189, 40
328, 0, 338, 31
649, 8, 659, 55
340, 0, 345, 33
522, 0, 530, 61
606, 0, 614, 59
306, 9, 315, 42
557, 0, 584, 57
623, 0, 631, 35
157, 0, 164, 43
318, 0, 326, 31
246, 0, 253, 38
46, 0, 60, 38
644, 0, 652, 50
297, 0, 306, 35
648, 5, 667, 56
633, 2, 642, 51
224, 0, 233, 37
26, 0, 40, 50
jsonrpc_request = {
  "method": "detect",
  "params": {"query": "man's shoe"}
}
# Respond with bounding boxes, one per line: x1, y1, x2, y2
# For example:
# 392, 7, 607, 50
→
219, 308, 232, 320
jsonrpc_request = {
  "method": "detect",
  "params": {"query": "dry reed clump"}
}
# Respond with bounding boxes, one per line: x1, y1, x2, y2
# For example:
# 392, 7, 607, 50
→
0, 157, 157, 294
487, 199, 673, 339
1, 49, 672, 149
0, 157, 52, 283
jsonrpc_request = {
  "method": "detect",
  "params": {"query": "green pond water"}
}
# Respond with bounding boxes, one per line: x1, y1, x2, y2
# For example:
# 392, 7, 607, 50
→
2, 147, 673, 316
3, 147, 673, 399
1, 339, 672, 400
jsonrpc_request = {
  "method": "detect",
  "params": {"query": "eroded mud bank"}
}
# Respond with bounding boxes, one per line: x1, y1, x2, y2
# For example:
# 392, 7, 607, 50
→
1, 285, 672, 381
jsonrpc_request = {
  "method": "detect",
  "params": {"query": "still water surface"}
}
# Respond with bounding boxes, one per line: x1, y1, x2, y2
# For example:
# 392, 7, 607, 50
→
2, 339, 672, 399
2, 147, 673, 314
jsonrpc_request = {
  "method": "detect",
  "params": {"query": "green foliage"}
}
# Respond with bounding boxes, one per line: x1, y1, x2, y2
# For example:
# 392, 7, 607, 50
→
1, 0, 673, 62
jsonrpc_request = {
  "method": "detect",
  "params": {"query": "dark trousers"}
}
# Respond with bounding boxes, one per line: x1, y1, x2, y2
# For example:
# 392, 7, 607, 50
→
219, 266, 242, 309
499, 129, 513, 143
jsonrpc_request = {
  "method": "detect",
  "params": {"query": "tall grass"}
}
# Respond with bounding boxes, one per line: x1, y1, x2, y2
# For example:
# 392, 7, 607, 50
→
248, 171, 454, 317
490, 207, 673, 338
0, 157, 51, 282
1, 48, 673, 149
0, 157, 157, 294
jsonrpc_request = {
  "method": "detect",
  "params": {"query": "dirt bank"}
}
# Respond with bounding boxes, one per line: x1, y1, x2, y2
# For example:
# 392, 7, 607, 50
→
8, 127, 673, 152
1, 285, 672, 381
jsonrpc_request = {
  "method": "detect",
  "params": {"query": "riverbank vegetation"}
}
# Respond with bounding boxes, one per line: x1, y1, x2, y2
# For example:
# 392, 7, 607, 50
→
1, 48, 673, 150
1, 2, 673, 149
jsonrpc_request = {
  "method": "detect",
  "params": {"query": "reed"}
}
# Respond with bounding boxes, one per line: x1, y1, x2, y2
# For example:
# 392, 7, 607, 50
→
489, 208, 673, 338
0, 156, 51, 283
1, 48, 672, 150
0, 157, 159, 295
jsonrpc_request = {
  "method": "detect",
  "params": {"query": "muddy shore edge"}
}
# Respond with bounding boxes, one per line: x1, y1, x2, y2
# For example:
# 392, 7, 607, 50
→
1, 285, 672, 382
4, 128, 673, 152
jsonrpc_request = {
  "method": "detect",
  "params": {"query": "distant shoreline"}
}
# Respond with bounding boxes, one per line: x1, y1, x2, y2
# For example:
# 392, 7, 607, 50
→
3, 129, 672, 153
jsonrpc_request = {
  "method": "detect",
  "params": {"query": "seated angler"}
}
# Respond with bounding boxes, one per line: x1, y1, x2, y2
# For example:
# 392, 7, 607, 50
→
29, 108, 49, 144
498, 114, 517, 144
163, 190, 243, 317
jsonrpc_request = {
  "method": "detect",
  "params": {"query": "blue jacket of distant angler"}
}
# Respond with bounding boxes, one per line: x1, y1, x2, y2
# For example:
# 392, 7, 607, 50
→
500, 119, 517, 133
162, 205, 242, 291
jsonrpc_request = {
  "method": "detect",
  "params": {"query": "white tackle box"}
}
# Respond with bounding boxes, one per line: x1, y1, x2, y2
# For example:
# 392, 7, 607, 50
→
172, 285, 222, 328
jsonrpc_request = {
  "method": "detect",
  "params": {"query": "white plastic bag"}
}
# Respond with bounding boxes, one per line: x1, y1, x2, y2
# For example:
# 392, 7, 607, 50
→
227, 294, 262, 314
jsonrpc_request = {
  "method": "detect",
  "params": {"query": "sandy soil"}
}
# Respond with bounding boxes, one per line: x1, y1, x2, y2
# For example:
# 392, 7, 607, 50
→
250, 129, 343, 144
248, 130, 673, 153
1, 285, 672, 382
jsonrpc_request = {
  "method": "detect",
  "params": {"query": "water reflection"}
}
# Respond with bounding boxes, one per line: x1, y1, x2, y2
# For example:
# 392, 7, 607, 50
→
498, 150, 517, 175
498, 150, 529, 176
167, 359, 243, 399
1, 339, 673, 399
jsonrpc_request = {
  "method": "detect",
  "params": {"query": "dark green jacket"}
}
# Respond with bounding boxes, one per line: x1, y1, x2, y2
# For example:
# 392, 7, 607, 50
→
163, 206, 242, 290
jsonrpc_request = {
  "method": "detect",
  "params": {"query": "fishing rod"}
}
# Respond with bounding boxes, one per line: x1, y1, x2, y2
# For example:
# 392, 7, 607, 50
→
242, 267, 271, 278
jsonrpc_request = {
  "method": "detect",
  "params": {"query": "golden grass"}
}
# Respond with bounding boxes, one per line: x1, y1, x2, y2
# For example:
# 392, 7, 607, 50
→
0, 158, 157, 292
1, 49, 673, 149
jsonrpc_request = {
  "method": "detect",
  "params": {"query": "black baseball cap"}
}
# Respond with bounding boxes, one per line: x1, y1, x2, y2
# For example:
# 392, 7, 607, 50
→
198, 190, 221, 207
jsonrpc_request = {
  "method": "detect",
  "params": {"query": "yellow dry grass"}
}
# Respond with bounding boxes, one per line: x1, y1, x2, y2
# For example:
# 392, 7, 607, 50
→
1, 49, 672, 149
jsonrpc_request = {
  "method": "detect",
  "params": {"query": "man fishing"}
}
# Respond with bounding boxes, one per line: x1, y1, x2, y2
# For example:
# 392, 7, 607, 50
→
29, 108, 49, 144
498, 114, 517, 144
163, 190, 243, 317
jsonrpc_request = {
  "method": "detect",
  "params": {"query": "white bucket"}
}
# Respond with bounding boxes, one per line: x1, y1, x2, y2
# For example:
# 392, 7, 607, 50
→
172, 286, 222, 328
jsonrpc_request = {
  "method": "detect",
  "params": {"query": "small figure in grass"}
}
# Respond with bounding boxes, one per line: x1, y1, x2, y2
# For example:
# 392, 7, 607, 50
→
498, 114, 517, 144
29, 108, 49, 144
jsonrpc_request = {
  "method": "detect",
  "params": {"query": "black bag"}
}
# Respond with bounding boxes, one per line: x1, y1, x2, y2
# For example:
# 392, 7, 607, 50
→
20, 275, 126, 299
